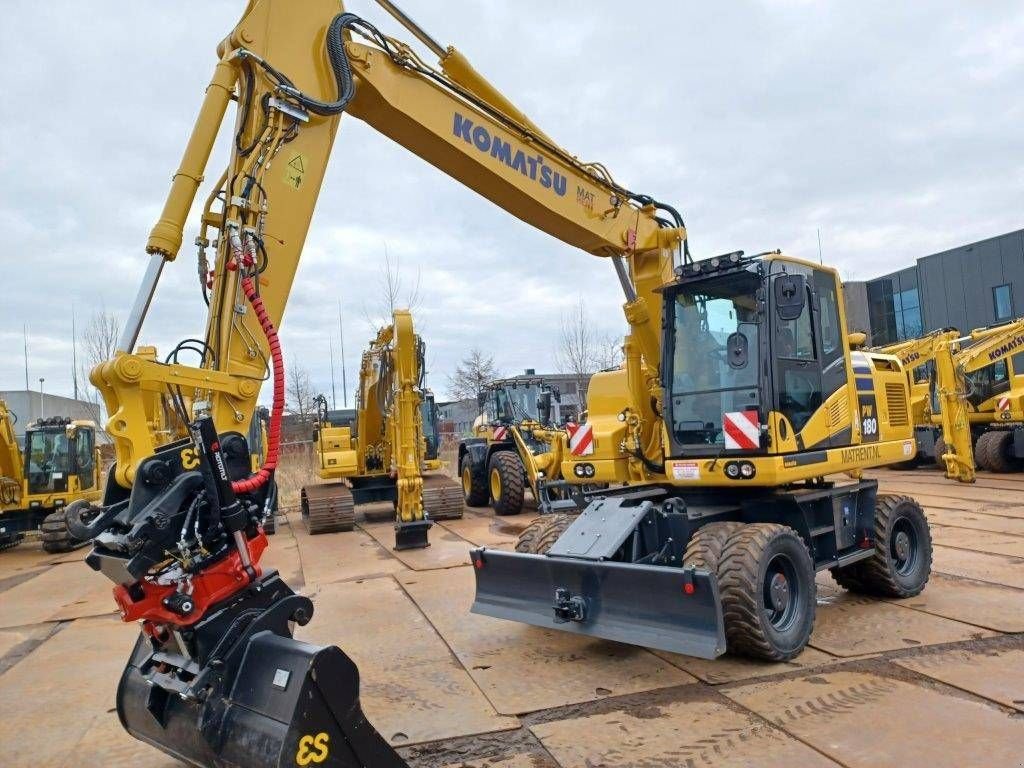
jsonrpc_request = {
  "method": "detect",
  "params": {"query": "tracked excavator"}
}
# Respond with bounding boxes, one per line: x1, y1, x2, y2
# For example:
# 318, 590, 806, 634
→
71, 2, 932, 765
0, 400, 101, 552
301, 309, 462, 547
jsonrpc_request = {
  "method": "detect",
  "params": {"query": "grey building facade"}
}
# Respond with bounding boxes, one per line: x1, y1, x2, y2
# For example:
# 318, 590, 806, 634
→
852, 229, 1023, 346
0, 390, 103, 439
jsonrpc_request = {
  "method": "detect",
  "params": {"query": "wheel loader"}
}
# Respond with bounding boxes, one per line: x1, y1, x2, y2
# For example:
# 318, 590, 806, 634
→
0, 399, 101, 552
301, 309, 462, 547
459, 376, 568, 516
69, 3, 934, 766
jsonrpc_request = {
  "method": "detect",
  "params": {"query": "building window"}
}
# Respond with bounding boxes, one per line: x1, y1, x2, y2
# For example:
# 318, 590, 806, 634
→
993, 284, 1013, 322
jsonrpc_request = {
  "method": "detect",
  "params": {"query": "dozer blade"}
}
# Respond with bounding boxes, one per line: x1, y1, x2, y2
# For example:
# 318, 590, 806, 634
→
117, 572, 408, 768
469, 548, 726, 659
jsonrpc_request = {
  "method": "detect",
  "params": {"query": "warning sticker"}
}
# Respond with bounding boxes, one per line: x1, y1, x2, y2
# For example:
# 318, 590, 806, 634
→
672, 461, 700, 481
902, 440, 914, 456
283, 152, 308, 190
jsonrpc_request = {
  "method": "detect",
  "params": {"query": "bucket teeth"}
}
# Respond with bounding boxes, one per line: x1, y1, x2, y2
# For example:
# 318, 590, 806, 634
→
301, 482, 356, 534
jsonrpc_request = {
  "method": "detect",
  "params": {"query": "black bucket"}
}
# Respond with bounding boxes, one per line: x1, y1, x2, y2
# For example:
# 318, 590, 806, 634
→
116, 573, 408, 768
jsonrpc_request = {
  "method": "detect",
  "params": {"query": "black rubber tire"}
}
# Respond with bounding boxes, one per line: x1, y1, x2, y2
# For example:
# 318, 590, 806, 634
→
979, 431, 1021, 473
970, 436, 987, 473
489, 451, 525, 516
460, 455, 488, 507
533, 513, 577, 554
516, 516, 553, 553
975, 431, 998, 472
264, 515, 277, 535
683, 522, 744, 572
932, 436, 946, 467
831, 494, 931, 598
719, 523, 816, 661
40, 509, 82, 554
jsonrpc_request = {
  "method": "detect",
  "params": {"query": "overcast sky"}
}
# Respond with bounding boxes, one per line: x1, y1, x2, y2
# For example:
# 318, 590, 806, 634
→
1, 0, 1021, 406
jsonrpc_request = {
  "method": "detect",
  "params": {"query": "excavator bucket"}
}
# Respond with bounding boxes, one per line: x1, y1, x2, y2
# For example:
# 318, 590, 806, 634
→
469, 548, 727, 659
115, 571, 408, 768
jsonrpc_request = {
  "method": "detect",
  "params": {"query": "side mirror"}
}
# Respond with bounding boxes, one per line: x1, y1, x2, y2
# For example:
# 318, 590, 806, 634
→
774, 274, 807, 321
726, 332, 749, 369
552, 387, 562, 404
537, 391, 553, 425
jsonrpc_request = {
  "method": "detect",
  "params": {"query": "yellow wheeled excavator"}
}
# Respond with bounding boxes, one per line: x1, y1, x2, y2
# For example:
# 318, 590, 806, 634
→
0, 399, 102, 552
301, 309, 462, 547
70, 3, 932, 766
930, 317, 1024, 482
875, 319, 1024, 479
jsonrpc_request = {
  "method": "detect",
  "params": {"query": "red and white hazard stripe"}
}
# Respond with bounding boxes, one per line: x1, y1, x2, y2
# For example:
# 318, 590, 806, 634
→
492, 426, 509, 441
998, 396, 1011, 412
722, 410, 760, 450
566, 422, 595, 456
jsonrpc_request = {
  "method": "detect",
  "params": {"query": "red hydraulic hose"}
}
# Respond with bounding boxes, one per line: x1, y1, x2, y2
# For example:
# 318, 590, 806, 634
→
231, 275, 284, 494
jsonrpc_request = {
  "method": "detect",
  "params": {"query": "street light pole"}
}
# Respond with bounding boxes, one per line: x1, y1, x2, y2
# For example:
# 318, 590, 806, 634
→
39, 377, 45, 419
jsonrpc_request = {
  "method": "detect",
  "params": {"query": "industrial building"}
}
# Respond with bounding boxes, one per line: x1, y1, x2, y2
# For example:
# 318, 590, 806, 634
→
845, 228, 1024, 346
0, 390, 102, 438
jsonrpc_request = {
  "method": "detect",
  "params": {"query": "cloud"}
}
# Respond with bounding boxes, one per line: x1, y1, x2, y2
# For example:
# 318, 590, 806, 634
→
1, 0, 1020, 405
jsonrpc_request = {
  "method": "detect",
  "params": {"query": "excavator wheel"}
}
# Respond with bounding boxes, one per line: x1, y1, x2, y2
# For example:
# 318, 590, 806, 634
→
515, 515, 556, 553
422, 473, 465, 520
532, 513, 577, 554
488, 450, 525, 516
932, 436, 947, 468
40, 508, 84, 554
719, 523, 816, 661
461, 455, 489, 507
683, 521, 745, 572
977, 431, 1022, 473
301, 482, 355, 534
831, 494, 931, 598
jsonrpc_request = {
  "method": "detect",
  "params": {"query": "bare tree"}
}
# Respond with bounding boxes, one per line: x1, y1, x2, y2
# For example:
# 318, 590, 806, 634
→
78, 309, 121, 422
592, 332, 625, 371
286, 358, 316, 426
363, 243, 422, 329
447, 348, 498, 404
555, 297, 594, 409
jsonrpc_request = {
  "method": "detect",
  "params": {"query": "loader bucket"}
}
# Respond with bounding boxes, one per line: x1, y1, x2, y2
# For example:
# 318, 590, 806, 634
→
115, 572, 408, 768
470, 548, 727, 659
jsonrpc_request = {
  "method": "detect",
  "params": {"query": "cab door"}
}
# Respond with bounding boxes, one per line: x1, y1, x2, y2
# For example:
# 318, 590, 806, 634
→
812, 269, 849, 447
770, 268, 848, 449
771, 272, 823, 448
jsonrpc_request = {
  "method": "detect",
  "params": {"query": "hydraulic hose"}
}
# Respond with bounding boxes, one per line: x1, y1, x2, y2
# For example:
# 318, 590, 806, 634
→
231, 275, 284, 494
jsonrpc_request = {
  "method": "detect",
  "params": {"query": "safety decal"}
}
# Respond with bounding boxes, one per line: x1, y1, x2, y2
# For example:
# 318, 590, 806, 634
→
283, 152, 308, 190
998, 396, 1011, 412
567, 423, 595, 456
672, 461, 700, 480
492, 426, 509, 441
722, 410, 759, 450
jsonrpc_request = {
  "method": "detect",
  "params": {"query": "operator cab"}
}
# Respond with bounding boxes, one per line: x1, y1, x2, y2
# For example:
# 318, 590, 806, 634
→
24, 417, 97, 495
482, 379, 560, 427
420, 391, 441, 461
663, 252, 847, 458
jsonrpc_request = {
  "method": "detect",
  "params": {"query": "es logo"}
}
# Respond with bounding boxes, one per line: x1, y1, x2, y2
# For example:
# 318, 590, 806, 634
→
295, 732, 329, 766
180, 447, 200, 470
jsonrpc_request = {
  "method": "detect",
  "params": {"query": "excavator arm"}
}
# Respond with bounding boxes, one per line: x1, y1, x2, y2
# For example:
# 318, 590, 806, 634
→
933, 318, 1024, 482
98, 0, 682, 493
